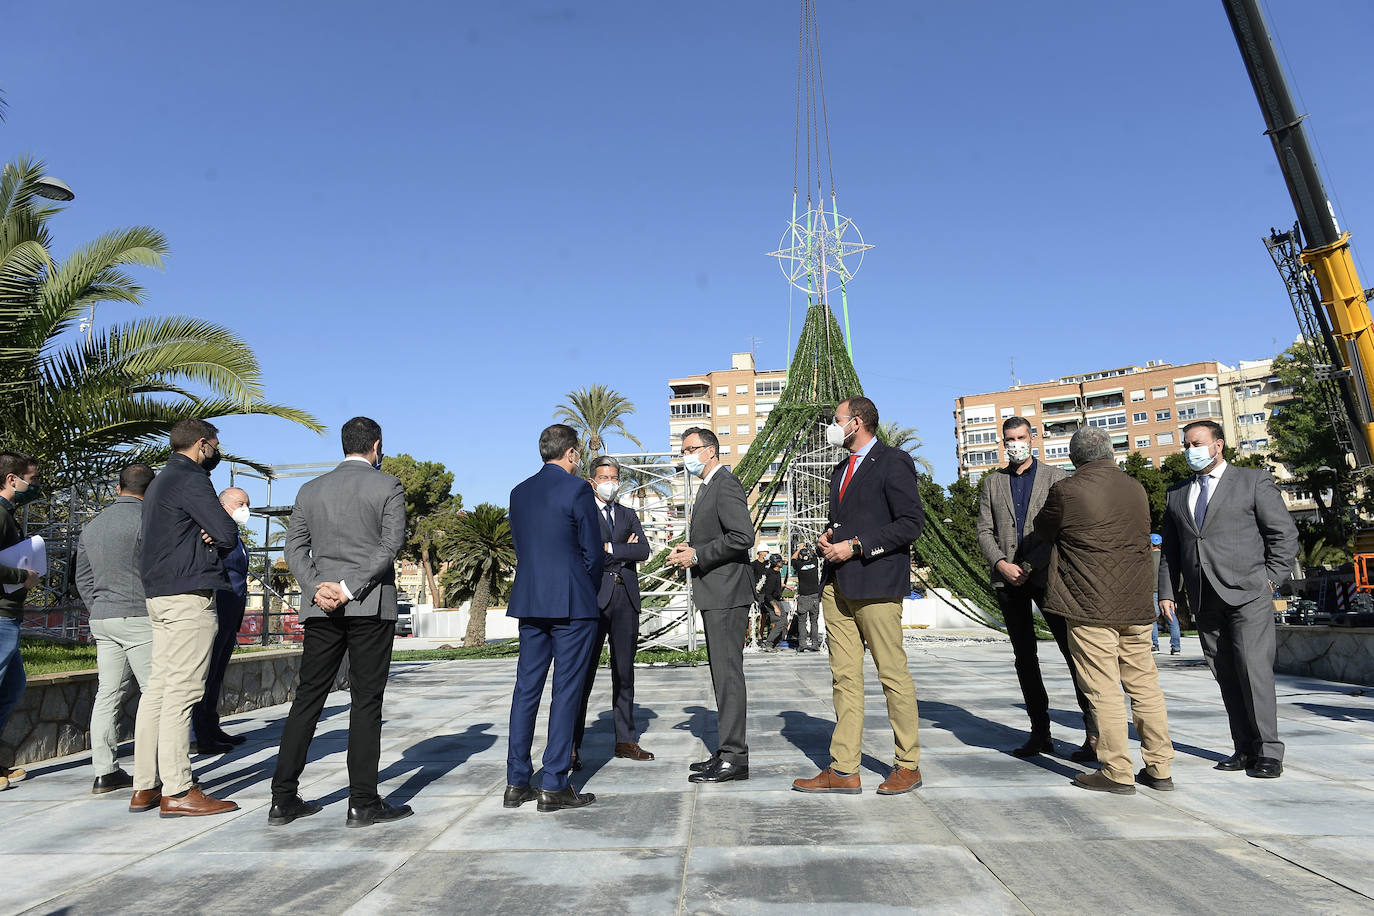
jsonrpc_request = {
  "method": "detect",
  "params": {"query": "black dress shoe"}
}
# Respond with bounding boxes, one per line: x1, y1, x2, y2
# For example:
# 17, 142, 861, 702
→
217, 733, 247, 746
503, 784, 538, 808
1214, 752, 1255, 772
689, 759, 749, 783
345, 800, 413, 827
267, 796, 323, 826
1069, 740, 1098, 764
192, 740, 234, 755
537, 785, 595, 812
1011, 734, 1053, 758
92, 768, 134, 794
1247, 756, 1283, 779
689, 755, 720, 773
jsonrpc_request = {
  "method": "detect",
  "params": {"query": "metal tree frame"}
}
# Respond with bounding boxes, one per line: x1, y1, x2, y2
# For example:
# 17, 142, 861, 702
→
15, 481, 116, 641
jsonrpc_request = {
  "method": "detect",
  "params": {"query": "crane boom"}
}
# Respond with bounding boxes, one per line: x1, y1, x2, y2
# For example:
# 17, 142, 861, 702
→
1222, 0, 1374, 467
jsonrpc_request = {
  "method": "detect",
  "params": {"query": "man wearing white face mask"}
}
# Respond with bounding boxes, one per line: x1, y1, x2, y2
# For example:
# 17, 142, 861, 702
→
1159, 420, 1297, 780
572, 457, 654, 767
977, 417, 1097, 762
191, 487, 252, 754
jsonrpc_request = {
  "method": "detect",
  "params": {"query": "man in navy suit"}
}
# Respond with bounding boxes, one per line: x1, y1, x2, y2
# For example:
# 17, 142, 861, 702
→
793, 397, 925, 796
572, 457, 654, 768
503, 424, 604, 813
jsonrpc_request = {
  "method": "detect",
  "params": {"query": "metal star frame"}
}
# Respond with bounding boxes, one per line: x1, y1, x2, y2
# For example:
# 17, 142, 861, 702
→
767, 205, 873, 298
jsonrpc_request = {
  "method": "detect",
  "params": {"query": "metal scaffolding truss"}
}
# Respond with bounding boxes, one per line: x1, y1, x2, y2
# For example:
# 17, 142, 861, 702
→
15, 481, 117, 640
778, 416, 844, 552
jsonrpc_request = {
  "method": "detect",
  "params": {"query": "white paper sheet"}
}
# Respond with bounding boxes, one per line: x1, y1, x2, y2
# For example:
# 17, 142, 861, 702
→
0, 536, 46, 593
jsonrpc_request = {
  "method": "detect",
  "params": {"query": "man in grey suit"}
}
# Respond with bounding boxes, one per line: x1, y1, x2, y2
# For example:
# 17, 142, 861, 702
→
977, 416, 1096, 761
1158, 420, 1298, 779
75, 463, 156, 795
668, 427, 755, 783
269, 417, 410, 827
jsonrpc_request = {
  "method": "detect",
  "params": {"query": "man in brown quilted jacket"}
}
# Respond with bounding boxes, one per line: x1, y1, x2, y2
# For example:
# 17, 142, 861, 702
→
1032, 427, 1173, 795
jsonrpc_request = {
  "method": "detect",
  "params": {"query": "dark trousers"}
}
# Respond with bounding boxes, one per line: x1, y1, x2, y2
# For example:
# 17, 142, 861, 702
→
702, 605, 749, 765
573, 583, 640, 749
999, 584, 1097, 738
271, 615, 395, 806
795, 593, 821, 649
1197, 577, 1283, 760
762, 599, 788, 648
192, 592, 245, 743
508, 617, 599, 791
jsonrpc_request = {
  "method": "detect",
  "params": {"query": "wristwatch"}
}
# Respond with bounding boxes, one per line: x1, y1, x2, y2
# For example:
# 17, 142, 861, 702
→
850, 538, 862, 557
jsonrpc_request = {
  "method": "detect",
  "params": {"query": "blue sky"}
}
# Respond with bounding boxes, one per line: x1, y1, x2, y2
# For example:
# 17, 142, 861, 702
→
7, 0, 1374, 507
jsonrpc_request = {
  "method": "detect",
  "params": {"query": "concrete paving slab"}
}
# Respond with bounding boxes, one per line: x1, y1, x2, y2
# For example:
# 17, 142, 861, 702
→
689, 789, 960, 847
1250, 835, 1374, 899
348, 849, 685, 915
429, 791, 693, 851
682, 844, 1025, 915
0, 853, 144, 915
969, 838, 1372, 916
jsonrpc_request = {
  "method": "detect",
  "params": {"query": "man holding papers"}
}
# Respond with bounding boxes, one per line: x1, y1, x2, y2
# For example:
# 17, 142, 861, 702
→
0, 451, 43, 791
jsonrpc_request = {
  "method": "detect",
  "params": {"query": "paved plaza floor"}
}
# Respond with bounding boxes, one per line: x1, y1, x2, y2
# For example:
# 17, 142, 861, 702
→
3, 634, 1374, 915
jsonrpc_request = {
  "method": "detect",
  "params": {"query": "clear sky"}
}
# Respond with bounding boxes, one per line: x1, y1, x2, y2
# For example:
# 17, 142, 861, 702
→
7, 0, 1373, 508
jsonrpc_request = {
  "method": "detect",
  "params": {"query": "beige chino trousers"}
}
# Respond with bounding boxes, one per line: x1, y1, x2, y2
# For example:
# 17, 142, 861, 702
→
133, 591, 218, 795
1066, 621, 1173, 783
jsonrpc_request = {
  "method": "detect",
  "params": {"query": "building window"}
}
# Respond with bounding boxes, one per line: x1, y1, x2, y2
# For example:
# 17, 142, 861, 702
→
736, 424, 749, 435
716, 405, 729, 417
1155, 409, 1171, 421
1031, 448, 1040, 457
757, 402, 774, 416
716, 425, 730, 435
963, 404, 996, 425
670, 403, 710, 418
964, 449, 1000, 466
755, 379, 784, 398
965, 430, 999, 447
1130, 389, 1145, 402
1021, 406, 1036, 416
1135, 436, 1151, 448
756, 420, 765, 432
1157, 432, 1174, 446
1132, 411, 1148, 424
735, 404, 749, 415
1045, 444, 1070, 459
716, 386, 728, 397
720, 445, 731, 455
1087, 413, 1127, 430
1151, 386, 1167, 399
1000, 406, 1015, 418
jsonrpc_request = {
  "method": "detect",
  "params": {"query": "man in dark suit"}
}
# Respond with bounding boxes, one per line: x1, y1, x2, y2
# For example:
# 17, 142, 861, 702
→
977, 415, 1097, 761
270, 416, 409, 828
572, 456, 654, 767
191, 487, 251, 754
1158, 420, 1298, 779
668, 427, 755, 783
794, 397, 925, 796
504, 424, 604, 812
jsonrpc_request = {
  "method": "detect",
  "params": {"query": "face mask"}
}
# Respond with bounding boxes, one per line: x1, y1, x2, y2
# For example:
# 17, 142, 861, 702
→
825, 419, 854, 448
1184, 444, 1215, 472
1005, 440, 1031, 463
231, 505, 251, 525
202, 445, 222, 472
683, 452, 705, 477
595, 480, 620, 502
10, 478, 41, 507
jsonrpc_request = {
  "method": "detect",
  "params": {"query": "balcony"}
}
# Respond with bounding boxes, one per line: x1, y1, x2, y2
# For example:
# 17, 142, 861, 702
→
1041, 402, 1083, 416
1085, 395, 1124, 411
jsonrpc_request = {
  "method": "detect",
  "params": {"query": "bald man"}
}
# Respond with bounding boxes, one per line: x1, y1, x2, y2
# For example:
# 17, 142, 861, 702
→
191, 487, 252, 753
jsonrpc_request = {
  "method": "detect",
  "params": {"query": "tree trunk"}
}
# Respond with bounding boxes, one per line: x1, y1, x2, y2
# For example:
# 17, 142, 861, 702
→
422, 550, 441, 608
463, 572, 493, 648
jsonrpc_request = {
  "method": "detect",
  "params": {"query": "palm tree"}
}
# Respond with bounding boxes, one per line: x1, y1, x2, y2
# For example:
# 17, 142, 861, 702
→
441, 504, 516, 648
0, 156, 321, 483
877, 421, 935, 475
553, 384, 643, 455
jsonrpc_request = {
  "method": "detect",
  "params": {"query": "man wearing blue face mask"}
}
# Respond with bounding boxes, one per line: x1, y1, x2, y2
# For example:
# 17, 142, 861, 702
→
1158, 420, 1297, 780
0, 451, 42, 791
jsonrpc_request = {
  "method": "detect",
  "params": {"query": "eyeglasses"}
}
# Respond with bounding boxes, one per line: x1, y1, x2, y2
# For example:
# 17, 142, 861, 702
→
681, 445, 708, 455
832, 415, 853, 426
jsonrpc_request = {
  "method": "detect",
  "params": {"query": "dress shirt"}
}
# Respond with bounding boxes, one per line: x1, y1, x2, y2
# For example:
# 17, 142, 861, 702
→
1008, 458, 1038, 543
1186, 460, 1228, 521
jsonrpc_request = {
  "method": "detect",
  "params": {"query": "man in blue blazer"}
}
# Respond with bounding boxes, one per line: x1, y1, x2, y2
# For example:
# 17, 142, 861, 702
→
504, 424, 604, 813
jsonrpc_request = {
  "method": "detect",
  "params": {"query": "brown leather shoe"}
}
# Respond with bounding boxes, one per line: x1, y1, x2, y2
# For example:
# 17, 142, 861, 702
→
792, 767, 861, 794
614, 742, 655, 761
159, 787, 240, 818
129, 788, 162, 812
877, 765, 923, 795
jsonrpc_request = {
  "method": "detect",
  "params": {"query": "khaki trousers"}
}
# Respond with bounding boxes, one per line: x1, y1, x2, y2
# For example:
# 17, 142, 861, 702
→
90, 616, 153, 776
134, 591, 218, 794
1066, 621, 1173, 783
822, 583, 920, 773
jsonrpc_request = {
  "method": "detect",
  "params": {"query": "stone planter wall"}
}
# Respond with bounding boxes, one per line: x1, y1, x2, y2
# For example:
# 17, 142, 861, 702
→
0, 648, 350, 768
1274, 625, 1374, 687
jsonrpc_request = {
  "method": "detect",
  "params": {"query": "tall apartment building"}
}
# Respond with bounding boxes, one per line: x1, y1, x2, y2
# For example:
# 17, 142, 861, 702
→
954, 357, 1315, 516
955, 360, 1225, 481
668, 352, 788, 546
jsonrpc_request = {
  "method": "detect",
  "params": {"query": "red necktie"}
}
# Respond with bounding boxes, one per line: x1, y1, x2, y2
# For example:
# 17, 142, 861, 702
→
838, 454, 859, 502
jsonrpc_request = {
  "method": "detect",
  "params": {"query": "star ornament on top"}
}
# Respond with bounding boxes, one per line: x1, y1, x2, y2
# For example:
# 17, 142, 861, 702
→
767, 205, 874, 296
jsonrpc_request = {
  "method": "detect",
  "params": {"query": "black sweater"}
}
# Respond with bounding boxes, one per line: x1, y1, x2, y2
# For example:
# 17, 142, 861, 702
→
139, 454, 240, 598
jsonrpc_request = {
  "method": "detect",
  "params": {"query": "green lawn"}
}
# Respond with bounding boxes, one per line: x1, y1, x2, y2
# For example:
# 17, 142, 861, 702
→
21, 639, 98, 676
